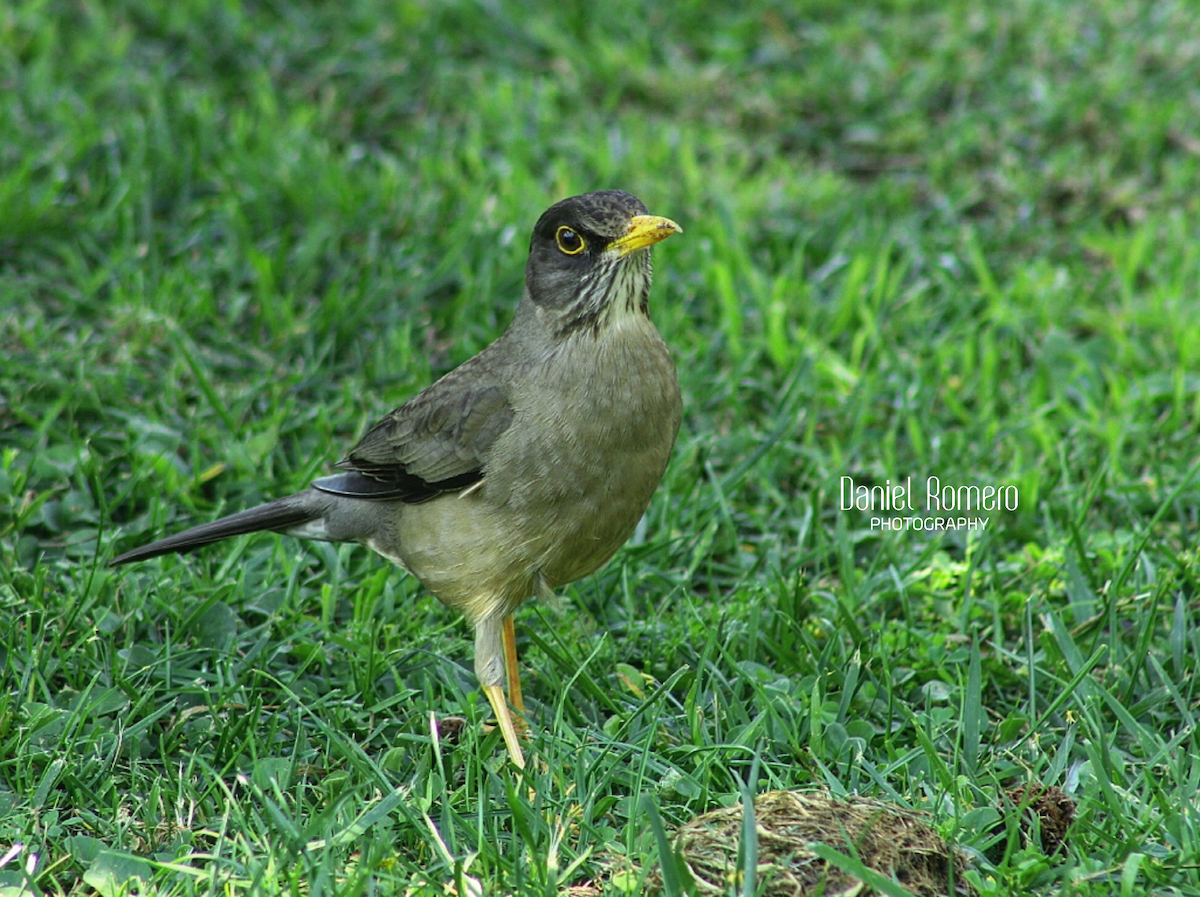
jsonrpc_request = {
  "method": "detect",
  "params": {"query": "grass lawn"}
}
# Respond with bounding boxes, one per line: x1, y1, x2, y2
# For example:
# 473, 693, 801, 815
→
3, 0, 1200, 894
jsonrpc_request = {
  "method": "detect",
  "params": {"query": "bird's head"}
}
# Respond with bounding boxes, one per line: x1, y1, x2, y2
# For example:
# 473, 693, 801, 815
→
523, 190, 681, 338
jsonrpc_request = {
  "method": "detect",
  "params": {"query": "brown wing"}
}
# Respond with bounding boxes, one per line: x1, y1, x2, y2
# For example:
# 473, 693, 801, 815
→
316, 360, 514, 504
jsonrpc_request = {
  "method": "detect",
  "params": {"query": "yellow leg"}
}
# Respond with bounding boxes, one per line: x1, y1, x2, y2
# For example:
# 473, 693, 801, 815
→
503, 615, 525, 715
483, 684, 525, 769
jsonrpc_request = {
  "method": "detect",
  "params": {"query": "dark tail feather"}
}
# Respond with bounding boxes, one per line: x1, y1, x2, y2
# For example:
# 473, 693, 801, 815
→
110, 495, 317, 566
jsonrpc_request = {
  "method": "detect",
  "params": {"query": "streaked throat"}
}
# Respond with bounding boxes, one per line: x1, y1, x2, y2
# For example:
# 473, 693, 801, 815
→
558, 250, 653, 338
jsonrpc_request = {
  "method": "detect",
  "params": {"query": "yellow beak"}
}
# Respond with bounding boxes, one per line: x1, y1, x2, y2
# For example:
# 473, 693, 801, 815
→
608, 215, 683, 257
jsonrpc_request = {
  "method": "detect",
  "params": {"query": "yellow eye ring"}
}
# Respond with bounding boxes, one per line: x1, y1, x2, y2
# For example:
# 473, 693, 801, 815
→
555, 226, 586, 255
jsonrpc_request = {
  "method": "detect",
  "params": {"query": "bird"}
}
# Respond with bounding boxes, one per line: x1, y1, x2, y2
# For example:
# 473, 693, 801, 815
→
110, 190, 683, 769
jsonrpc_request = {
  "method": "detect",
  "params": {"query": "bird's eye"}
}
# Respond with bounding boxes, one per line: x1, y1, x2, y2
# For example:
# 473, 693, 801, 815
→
555, 226, 586, 255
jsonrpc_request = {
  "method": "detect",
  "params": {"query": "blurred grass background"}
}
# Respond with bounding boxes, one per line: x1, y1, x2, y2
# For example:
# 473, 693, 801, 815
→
2, 0, 1199, 894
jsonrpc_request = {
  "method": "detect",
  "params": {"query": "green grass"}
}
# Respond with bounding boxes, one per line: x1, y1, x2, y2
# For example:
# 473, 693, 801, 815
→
3, 0, 1200, 894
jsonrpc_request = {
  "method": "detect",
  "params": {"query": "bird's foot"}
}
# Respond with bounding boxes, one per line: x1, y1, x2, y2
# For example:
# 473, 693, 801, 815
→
483, 684, 526, 769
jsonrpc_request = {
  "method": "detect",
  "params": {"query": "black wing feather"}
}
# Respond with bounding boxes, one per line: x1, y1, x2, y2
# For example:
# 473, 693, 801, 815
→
332, 357, 514, 502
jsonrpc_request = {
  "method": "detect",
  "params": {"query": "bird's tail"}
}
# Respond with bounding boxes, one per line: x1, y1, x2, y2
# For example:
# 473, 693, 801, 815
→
110, 494, 318, 566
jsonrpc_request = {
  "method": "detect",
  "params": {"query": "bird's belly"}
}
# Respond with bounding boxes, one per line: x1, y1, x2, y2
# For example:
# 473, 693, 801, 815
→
380, 497, 538, 625
385, 435, 667, 624
381, 322, 680, 625
519, 441, 667, 584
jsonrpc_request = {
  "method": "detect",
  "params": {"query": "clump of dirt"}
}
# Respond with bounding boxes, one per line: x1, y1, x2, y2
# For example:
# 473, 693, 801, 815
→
1006, 784, 1075, 856
659, 790, 975, 897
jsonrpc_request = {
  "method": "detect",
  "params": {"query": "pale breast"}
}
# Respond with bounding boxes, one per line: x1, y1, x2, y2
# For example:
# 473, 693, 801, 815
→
389, 317, 681, 623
